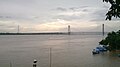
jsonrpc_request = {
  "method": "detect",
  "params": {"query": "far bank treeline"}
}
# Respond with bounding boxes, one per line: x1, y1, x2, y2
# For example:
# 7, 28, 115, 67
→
99, 30, 120, 51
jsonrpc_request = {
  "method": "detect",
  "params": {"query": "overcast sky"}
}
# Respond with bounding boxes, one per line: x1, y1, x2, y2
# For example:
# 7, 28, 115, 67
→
0, 0, 119, 33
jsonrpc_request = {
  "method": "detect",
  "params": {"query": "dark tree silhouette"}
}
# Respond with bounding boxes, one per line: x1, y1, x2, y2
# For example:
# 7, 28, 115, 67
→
99, 0, 120, 51
103, 0, 120, 20
99, 30, 120, 51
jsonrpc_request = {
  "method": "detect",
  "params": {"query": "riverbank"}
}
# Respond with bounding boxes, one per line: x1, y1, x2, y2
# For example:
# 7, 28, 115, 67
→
0, 32, 68, 35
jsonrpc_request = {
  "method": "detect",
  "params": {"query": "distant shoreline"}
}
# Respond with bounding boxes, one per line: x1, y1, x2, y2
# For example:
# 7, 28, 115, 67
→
0, 32, 108, 35
0, 32, 68, 35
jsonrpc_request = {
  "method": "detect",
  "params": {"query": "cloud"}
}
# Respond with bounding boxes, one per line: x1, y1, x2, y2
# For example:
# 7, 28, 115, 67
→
0, 0, 119, 32
53, 6, 99, 21
55, 6, 89, 12
0, 15, 12, 19
33, 19, 100, 32
90, 6, 109, 21
54, 15, 82, 21
55, 7, 67, 11
0, 15, 34, 22
69, 6, 89, 11
90, 5, 120, 22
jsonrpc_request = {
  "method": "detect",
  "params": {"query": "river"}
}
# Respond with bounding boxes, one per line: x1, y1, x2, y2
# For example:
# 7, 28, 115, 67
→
0, 35, 120, 67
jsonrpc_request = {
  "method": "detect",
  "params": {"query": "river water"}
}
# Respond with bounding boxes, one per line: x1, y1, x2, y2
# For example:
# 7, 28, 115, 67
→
0, 35, 120, 67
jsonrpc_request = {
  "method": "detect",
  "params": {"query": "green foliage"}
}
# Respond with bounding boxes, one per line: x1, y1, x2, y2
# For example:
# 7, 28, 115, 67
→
101, 0, 120, 50
99, 30, 120, 51
103, 0, 120, 20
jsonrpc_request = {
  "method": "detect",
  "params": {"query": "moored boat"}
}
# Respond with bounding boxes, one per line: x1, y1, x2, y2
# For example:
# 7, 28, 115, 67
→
92, 49, 100, 54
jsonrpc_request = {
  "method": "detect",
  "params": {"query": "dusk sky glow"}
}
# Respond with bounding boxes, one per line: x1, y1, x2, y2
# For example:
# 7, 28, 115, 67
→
0, 0, 120, 33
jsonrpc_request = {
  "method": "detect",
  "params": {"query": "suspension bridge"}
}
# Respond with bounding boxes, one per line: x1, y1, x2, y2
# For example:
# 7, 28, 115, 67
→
0, 24, 119, 35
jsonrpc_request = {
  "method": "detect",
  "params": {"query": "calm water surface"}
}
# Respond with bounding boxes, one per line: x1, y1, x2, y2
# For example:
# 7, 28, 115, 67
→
0, 35, 120, 67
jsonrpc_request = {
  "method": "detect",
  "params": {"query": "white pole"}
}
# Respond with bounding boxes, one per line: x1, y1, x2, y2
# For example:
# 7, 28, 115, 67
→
10, 61, 12, 67
50, 48, 52, 67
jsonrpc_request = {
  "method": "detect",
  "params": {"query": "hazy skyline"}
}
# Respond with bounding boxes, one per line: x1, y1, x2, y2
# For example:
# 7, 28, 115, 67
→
0, 0, 120, 33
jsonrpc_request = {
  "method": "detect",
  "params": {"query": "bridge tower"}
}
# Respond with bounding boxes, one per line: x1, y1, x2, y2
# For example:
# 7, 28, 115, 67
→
68, 25, 71, 35
102, 24, 104, 36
